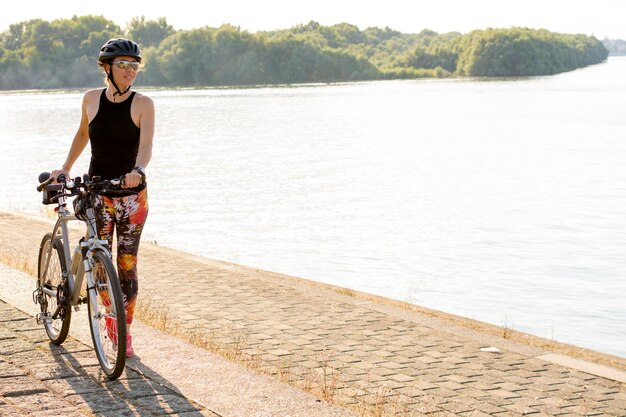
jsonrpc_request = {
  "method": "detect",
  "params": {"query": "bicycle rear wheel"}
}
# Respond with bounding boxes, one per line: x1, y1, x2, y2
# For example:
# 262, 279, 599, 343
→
37, 233, 71, 344
87, 249, 126, 380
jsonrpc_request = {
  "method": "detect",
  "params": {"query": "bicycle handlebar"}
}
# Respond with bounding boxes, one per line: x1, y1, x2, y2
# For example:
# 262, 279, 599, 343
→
36, 172, 133, 197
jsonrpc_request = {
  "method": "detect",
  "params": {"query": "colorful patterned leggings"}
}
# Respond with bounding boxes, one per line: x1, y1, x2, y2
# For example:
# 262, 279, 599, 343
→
94, 189, 149, 325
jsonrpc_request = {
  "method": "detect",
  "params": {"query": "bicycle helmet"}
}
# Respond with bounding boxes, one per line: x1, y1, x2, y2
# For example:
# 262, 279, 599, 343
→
98, 38, 142, 63
98, 38, 142, 98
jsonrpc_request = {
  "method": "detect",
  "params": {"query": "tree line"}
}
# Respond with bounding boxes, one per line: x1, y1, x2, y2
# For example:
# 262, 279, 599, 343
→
0, 15, 609, 90
603, 38, 626, 55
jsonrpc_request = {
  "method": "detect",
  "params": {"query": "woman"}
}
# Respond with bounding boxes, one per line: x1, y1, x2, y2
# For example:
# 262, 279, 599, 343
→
52, 38, 154, 358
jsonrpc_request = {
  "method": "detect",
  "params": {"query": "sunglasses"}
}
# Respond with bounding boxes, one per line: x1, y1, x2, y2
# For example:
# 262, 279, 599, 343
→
112, 60, 140, 71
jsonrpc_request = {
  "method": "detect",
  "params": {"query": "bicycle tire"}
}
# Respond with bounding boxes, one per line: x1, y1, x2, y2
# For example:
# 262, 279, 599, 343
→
37, 233, 71, 344
87, 249, 126, 379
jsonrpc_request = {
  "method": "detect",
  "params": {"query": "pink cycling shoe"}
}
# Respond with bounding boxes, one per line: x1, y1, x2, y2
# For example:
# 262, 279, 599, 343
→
126, 334, 134, 358
105, 318, 134, 357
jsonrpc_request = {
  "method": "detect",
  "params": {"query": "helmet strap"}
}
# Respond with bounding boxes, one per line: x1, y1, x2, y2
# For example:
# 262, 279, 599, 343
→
107, 67, 131, 98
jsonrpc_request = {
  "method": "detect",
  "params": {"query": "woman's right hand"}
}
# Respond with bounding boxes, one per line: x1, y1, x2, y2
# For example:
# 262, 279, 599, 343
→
50, 168, 70, 182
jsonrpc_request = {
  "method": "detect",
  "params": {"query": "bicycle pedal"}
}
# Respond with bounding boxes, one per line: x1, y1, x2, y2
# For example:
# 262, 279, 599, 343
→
36, 313, 51, 325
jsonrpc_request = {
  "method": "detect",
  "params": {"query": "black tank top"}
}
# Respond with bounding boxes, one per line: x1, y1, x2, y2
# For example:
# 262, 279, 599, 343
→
88, 89, 145, 194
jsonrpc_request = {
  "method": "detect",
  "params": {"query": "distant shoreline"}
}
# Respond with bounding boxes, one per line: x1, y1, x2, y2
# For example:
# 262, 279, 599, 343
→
0, 18, 609, 90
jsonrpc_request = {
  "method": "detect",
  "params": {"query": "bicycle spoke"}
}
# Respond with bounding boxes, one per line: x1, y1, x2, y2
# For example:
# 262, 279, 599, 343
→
36, 234, 71, 345
87, 250, 126, 379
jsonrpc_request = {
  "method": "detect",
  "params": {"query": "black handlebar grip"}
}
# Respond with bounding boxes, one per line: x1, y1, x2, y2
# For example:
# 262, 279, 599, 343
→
37, 171, 69, 192
36, 172, 55, 192
38, 172, 51, 183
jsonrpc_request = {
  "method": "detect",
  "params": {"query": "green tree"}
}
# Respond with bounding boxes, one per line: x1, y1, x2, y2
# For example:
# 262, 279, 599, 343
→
154, 27, 214, 85
126, 16, 175, 48
456, 28, 608, 76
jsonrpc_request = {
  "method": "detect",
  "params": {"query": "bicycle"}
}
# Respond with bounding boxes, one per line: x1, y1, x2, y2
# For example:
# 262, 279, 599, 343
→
34, 172, 130, 379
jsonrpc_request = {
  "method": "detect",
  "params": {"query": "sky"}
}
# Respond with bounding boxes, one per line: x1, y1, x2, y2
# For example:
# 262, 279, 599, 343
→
1, 0, 625, 40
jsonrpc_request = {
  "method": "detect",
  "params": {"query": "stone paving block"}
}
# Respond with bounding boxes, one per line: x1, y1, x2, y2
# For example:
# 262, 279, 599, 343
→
3, 391, 74, 415
45, 375, 105, 397
458, 410, 493, 417
414, 354, 445, 365
82, 363, 145, 384
377, 379, 406, 391
38, 339, 93, 356
465, 378, 502, 392
377, 360, 406, 370
133, 394, 206, 415
483, 395, 516, 409
0, 312, 30, 322
387, 372, 415, 384
426, 386, 460, 399
368, 366, 398, 378
0, 327, 18, 340
490, 388, 523, 400
516, 388, 554, 400
437, 397, 479, 415
4, 319, 42, 333
364, 355, 391, 366
500, 397, 543, 415
447, 373, 478, 385
62, 389, 140, 414
587, 386, 623, 399
454, 387, 491, 400
336, 372, 367, 384
600, 401, 626, 416
82, 405, 154, 416
472, 401, 510, 415
501, 373, 537, 387
29, 407, 89, 417
446, 379, 479, 394
177, 409, 222, 417
14, 329, 50, 344
532, 374, 569, 387
0, 362, 28, 378
411, 393, 449, 414
403, 366, 430, 378
535, 394, 577, 408
497, 381, 528, 393
104, 378, 178, 400
0, 337, 36, 355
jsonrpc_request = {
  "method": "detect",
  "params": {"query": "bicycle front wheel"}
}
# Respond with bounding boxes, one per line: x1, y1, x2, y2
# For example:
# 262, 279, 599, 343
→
37, 233, 71, 344
87, 249, 126, 380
